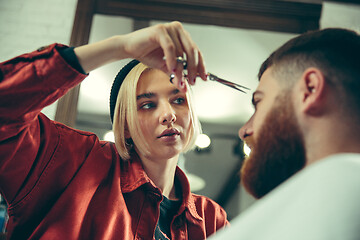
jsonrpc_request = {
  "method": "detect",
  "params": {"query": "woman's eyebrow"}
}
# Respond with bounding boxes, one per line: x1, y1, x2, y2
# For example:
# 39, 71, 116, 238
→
137, 92, 156, 100
136, 88, 180, 100
171, 89, 180, 95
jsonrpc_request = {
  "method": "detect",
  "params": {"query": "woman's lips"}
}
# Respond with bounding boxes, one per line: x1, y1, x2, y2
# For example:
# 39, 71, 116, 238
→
158, 128, 180, 142
158, 128, 180, 138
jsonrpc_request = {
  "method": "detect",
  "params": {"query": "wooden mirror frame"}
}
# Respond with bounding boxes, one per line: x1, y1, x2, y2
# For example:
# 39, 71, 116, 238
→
54, 0, 357, 126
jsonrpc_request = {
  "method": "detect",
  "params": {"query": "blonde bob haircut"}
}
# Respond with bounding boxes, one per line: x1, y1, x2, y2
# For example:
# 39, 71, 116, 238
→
112, 62, 202, 160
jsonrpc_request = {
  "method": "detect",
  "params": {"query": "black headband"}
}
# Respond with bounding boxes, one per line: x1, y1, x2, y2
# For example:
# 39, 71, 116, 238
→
109, 59, 140, 123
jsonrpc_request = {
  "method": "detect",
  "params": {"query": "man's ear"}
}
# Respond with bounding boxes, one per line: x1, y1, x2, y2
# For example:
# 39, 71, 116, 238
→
299, 67, 326, 115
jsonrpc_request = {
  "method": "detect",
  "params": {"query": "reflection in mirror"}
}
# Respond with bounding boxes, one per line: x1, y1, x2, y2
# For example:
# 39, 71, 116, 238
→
75, 14, 296, 219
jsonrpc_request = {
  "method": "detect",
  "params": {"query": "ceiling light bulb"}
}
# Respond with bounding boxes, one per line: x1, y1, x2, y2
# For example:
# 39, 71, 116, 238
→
243, 144, 251, 156
195, 134, 211, 149
104, 130, 115, 142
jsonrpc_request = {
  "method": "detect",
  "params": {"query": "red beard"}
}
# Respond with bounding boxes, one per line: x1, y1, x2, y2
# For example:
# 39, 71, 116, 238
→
241, 93, 306, 199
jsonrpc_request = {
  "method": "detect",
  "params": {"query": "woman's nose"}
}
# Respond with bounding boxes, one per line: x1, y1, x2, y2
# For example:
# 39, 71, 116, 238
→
159, 104, 176, 125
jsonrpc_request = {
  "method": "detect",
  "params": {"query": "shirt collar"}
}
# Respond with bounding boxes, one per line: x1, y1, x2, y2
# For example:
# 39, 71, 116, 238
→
120, 153, 150, 193
175, 167, 203, 221
120, 154, 203, 222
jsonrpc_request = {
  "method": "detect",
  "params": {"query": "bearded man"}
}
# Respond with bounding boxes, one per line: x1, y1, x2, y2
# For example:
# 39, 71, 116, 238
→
210, 28, 360, 239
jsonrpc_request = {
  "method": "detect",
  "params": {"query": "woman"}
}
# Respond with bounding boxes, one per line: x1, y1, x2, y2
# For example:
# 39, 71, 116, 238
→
0, 22, 228, 239
109, 59, 229, 239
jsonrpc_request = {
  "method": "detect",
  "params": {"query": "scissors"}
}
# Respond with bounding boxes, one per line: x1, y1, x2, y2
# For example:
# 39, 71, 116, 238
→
172, 56, 250, 94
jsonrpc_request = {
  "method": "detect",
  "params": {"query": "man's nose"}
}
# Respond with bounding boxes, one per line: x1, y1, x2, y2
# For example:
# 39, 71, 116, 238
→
159, 103, 176, 125
238, 117, 253, 140
238, 126, 247, 140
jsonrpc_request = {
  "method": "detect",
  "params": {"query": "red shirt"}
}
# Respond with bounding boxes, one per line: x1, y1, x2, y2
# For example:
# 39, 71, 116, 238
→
0, 44, 229, 239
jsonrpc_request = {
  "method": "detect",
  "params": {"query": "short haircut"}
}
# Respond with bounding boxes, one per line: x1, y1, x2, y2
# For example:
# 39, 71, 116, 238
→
259, 28, 360, 116
112, 62, 202, 160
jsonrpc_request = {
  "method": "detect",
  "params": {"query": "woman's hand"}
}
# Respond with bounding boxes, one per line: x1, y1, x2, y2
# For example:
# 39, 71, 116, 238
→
74, 21, 206, 92
120, 21, 207, 91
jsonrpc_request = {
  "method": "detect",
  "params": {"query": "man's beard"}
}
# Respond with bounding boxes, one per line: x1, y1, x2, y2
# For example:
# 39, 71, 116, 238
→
241, 93, 306, 199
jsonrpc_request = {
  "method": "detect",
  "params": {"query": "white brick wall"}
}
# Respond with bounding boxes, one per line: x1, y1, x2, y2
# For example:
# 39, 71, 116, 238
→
0, 0, 77, 61
0, 0, 78, 118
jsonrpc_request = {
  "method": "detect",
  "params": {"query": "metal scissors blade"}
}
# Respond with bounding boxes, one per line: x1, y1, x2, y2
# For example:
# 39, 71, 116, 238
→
175, 56, 250, 93
206, 73, 250, 93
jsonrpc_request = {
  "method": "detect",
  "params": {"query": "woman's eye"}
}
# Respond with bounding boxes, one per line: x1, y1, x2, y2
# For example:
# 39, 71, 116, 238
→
139, 102, 156, 110
173, 97, 185, 105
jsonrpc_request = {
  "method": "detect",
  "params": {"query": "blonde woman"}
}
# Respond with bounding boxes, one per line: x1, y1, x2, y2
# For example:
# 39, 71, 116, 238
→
109, 59, 229, 239
0, 22, 228, 239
